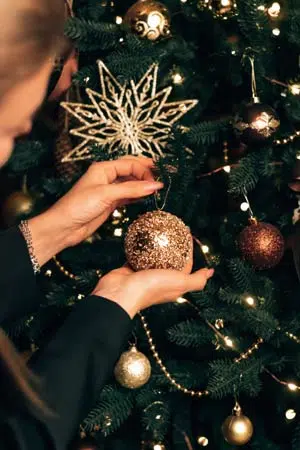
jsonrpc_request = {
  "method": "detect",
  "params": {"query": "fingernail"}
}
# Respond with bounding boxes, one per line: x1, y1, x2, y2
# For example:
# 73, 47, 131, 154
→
144, 182, 164, 191
206, 268, 214, 278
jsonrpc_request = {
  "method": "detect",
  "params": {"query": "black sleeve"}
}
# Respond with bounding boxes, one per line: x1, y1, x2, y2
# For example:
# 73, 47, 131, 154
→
0, 227, 38, 324
26, 295, 131, 450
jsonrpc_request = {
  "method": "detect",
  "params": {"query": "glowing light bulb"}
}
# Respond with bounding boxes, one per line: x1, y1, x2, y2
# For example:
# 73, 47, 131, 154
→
296, 153, 300, 160
181, 0, 188, 3
221, 0, 231, 5
115, 16, 123, 24
223, 165, 231, 173
177, 297, 187, 304
231, 50, 237, 55
290, 84, 300, 95
240, 202, 250, 211
257, 4, 266, 10
202, 245, 210, 254
197, 436, 209, 446
272, 27, 280, 36
45, 269, 52, 277
285, 409, 296, 420
268, 2, 281, 18
288, 383, 298, 391
147, 12, 163, 28
154, 445, 163, 450
77, 294, 85, 300
112, 209, 123, 218
224, 336, 234, 348
156, 414, 162, 420
245, 296, 255, 306
114, 228, 123, 237
172, 73, 184, 85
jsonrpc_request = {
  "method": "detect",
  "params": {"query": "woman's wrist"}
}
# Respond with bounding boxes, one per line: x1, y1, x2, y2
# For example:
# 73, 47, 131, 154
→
91, 288, 139, 319
27, 209, 71, 268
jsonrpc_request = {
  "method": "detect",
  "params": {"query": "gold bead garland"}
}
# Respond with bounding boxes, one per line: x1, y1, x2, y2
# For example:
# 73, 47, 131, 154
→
234, 338, 264, 363
139, 311, 209, 397
49, 256, 300, 397
52, 255, 102, 280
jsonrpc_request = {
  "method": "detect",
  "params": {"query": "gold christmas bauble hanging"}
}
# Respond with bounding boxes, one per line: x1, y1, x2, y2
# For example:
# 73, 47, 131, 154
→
125, 210, 193, 271
2, 191, 35, 227
124, 0, 171, 41
114, 345, 151, 389
238, 219, 285, 269
222, 403, 254, 446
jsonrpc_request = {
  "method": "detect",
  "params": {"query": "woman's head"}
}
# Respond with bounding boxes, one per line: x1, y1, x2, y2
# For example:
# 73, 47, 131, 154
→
0, 0, 67, 166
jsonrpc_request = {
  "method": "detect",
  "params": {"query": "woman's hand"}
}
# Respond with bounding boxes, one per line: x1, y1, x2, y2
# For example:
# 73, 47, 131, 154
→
92, 265, 215, 319
28, 158, 163, 267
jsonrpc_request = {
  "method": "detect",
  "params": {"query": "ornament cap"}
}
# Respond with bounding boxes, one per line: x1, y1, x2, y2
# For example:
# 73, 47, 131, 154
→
252, 95, 261, 104
233, 401, 242, 416
249, 217, 258, 225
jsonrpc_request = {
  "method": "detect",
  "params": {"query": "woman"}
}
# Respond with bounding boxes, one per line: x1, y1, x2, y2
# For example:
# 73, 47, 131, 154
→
0, 0, 214, 449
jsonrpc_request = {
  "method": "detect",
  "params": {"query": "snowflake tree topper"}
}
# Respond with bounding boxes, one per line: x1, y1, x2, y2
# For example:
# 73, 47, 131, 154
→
61, 61, 198, 162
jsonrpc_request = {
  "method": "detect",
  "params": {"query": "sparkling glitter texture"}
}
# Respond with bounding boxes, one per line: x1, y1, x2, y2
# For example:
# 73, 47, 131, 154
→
238, 221, 284, 269
114, 346, 151, 389
125, 210, 192, 271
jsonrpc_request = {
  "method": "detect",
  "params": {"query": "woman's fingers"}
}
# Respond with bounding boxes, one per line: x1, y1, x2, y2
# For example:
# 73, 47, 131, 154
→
86, 159, 156, 185
101, 180, 163, 202
184, 268, 214, 292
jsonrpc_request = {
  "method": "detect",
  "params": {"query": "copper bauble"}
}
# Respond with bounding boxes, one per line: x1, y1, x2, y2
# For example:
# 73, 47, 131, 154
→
125, 210, 193, 271
238, 220, 284, 269
2, 191, 35, 226
54, 107, 80, 182
114, 345, 151, 389
124, 0, 171, 41
233, 102, 280, 145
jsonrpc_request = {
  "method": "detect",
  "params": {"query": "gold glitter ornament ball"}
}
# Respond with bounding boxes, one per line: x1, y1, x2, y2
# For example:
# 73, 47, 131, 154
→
238, 220, 284, 269
125, 211, 193, 271
114, 345, 151, 389
124, 0, 171, 41
222, 410, 254, 446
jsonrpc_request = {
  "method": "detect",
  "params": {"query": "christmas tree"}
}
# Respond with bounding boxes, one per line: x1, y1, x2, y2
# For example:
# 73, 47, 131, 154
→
1, 0, 300, 448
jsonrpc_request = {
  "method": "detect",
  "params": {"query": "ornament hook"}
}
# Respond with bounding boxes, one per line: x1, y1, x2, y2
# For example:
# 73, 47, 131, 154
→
154, 175, 172, 211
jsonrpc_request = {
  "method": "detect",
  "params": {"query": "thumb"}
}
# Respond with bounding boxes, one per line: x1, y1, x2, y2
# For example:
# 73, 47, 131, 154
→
103, 180, 164, 202
185, 268, 214, 292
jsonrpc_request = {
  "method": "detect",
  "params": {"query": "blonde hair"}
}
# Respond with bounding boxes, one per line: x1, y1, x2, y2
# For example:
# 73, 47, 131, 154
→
0, 0, 68, 413
0, 0, 68, 97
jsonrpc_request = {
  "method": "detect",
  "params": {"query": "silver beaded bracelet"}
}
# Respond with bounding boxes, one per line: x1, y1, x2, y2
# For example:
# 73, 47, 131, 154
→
19, 220, 41, 275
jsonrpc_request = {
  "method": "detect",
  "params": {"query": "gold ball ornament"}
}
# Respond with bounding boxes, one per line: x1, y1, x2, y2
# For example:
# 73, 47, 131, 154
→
238, 219, 285, 269
124, 0, 171, 41
114, 345, 151, 389
125, 210, 193, 271
222, 403, 254, 446
2, 191, 35, 227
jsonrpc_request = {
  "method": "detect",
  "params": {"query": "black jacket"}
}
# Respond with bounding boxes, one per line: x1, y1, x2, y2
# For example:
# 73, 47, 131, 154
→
0, 227, 131, 450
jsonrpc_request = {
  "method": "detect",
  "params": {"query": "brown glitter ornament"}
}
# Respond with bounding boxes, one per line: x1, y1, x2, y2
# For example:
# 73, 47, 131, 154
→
238, 219, 284, 269
222, 402, 253, 446
114, 345, 151, 389
124, 0, 171, 41
125, 210, 193, 271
